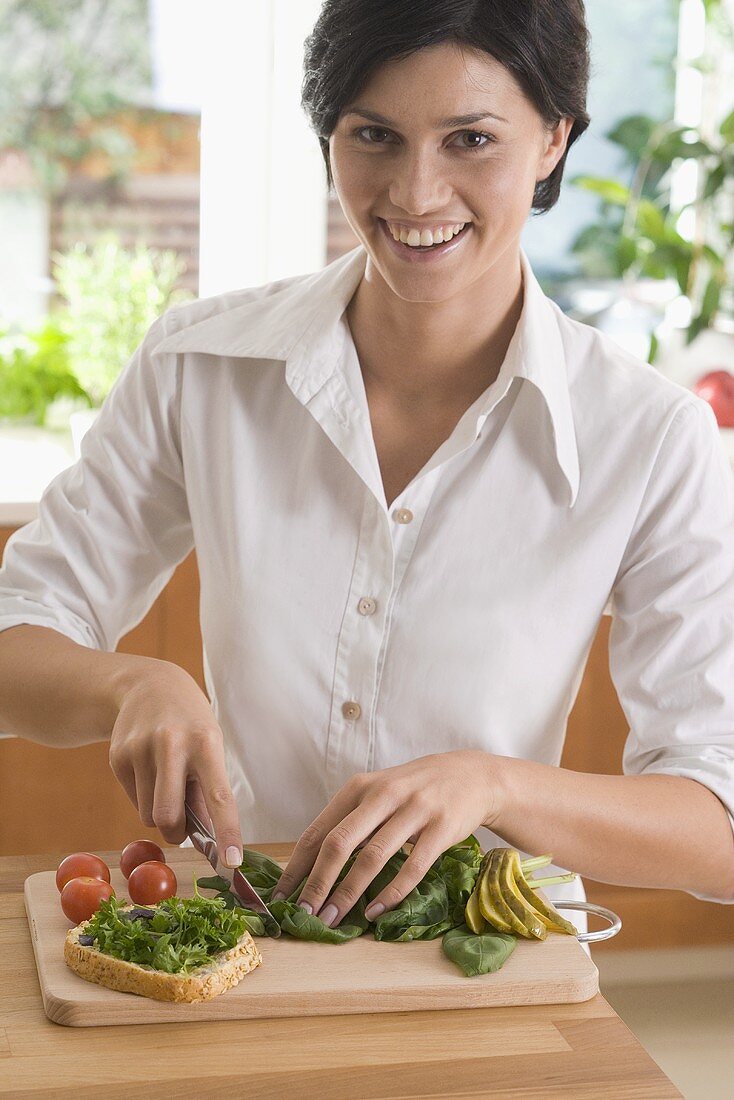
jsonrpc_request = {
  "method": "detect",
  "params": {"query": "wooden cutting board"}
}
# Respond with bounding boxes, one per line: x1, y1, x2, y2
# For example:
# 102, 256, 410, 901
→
24, 850, 598, 1027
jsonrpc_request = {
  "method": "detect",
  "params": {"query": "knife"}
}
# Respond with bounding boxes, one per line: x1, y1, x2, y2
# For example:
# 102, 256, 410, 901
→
184, 800, 281, 938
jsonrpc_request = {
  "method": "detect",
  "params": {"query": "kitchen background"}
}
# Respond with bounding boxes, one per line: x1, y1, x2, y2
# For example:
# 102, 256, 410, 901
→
0, 2, 732, 1094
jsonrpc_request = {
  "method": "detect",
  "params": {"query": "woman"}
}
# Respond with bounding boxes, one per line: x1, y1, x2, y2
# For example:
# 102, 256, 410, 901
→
1, 0, 733, 934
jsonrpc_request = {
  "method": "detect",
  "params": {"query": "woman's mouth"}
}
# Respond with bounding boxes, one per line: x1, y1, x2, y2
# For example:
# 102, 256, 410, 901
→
377, 218, 472, 263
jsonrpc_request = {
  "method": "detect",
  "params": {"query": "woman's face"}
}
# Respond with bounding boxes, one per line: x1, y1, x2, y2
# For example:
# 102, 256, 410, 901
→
328, 42, 573, 304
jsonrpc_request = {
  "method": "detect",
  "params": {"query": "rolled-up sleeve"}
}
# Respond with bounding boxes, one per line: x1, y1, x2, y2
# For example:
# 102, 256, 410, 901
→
0, 312, 193, 651
609, 397, 734, 902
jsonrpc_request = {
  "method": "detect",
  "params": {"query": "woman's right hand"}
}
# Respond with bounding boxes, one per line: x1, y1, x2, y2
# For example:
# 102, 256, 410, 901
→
108, 660, 243, 868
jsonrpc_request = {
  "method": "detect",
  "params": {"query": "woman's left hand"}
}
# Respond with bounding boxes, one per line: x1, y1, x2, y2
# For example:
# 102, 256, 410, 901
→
272, 750, 505, 927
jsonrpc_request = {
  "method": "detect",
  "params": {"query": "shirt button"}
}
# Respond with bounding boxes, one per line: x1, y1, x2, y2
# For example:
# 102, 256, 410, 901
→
394, 508, 414, 524
342, 701, 362, 720
357, 597, 377, 616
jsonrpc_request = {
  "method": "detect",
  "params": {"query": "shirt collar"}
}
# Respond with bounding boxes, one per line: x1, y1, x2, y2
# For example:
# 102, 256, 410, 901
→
153, 245, 579, 505
508, 249, 580, 505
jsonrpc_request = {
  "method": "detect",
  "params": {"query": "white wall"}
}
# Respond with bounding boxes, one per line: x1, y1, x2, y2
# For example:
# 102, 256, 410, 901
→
198, 0, 327, 296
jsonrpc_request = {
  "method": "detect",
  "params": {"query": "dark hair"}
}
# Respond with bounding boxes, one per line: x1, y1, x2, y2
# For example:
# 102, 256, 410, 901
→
302, 0, 591, 215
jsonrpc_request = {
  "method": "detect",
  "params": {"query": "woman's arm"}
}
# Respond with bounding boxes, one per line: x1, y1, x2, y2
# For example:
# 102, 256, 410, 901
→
0, 624, 244, 868
273, 748, 734, 929
492, 756, 734, 902
0, 624, 158, 746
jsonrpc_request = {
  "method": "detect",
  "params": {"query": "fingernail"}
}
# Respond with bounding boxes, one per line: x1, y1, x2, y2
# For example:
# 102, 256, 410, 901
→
365, 902, 385, 921
272, 891, 286, 902
224, 846, 242, 868
298, 900, 313, 914
319, 903, 338, 927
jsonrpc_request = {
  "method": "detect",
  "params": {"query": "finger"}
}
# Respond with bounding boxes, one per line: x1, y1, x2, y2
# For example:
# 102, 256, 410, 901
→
185, 777, 213, 833
109, 756, 139, 812
273, 786, 364, 901
133, 762, 157, 829
194, 735, 243, 867
151, 754, 188, 844
362, 827, 448, 921
316, 812, 416, 927
294, 801, 391, 919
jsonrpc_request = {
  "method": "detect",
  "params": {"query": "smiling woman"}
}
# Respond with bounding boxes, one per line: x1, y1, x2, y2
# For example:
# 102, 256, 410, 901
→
302, 0, 590, 213
0, 0, 733, 942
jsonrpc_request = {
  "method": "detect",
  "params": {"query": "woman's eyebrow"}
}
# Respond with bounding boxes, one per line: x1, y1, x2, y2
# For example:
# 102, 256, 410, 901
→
343, 107, 509, 127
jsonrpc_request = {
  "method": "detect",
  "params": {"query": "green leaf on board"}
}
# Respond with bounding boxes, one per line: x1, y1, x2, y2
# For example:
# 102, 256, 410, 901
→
442, 924, 518, 977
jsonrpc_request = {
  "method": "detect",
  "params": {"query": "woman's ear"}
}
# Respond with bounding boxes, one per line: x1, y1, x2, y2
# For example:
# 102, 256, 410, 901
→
537, 117, 574, 182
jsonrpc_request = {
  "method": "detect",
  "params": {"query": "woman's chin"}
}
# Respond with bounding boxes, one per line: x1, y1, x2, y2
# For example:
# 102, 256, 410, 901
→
370, 257, 479, 304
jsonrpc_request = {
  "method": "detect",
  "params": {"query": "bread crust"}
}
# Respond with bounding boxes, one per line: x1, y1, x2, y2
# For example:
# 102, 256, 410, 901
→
64, 909, 262, 1002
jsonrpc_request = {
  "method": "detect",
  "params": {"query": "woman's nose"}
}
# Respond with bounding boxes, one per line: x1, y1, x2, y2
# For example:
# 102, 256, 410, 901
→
388, 149, 451, 217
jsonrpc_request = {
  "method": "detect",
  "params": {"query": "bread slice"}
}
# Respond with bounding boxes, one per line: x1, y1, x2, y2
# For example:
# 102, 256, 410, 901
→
64, 908, 263, 1003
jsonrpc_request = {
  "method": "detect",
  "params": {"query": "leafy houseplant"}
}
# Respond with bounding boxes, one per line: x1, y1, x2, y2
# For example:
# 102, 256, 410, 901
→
570, 109, 734, 360
0, 237, 192, 428
568, 0, 734, 362
0, 317, 90, 425
53, 235, 191, 407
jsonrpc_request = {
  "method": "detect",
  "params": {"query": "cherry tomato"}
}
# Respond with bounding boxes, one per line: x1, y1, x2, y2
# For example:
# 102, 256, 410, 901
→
120, 840, 166, 880
55, 853, 111, 893
127, 861, 177, 905
61, 876, 115, 924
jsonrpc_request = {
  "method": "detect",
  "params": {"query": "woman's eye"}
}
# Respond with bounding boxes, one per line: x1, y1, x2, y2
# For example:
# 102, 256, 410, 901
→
357, 126, 394, 144
453, 131, 493, 149
353, 126, 494, 149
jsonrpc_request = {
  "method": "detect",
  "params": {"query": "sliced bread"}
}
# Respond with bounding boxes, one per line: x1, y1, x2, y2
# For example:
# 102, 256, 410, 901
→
64, 913, 262, 1003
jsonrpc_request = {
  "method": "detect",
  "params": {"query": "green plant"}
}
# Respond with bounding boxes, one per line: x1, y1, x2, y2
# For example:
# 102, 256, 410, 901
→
569, 0, 734, 359
53, 234, 192, 406
0, 316, 90, 424
570, 110, 733, 354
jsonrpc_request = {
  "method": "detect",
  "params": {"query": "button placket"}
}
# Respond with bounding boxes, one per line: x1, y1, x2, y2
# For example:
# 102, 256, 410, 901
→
364, 471, 444, 773
325, 495, 395, 794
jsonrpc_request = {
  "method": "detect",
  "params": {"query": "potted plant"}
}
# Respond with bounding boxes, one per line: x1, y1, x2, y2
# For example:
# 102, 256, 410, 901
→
0, 317, 90, 427
51, 234, 191, 453
566, 0, 734, 423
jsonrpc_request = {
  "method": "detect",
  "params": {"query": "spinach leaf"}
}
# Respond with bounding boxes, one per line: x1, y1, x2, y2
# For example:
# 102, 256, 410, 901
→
442, 923, 517, 977
436, 835, 483, 871
196, 874, 232, 893
269, 896, 369, 943
238, 848, 285, 899
372, 872, 451, 942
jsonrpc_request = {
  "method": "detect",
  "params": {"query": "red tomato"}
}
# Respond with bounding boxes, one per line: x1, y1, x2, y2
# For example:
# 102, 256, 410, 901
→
692, 369, 734, 428
55, 853, 111, 893
127, 861, 177, 905
61, 876, 115, 924
120, 840, 166, 880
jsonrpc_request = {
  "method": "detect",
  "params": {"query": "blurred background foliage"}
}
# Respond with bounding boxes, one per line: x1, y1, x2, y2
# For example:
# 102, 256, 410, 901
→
0, 237, 190, 423
0, 0, 152, 193
568, 0, 734, 357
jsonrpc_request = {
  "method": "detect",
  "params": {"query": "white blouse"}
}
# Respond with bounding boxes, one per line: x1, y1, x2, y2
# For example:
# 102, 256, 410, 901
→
2, 246, 733, 918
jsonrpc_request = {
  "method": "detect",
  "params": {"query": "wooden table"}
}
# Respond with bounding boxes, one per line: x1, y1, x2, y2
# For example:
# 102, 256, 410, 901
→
1, 847, 682, 1098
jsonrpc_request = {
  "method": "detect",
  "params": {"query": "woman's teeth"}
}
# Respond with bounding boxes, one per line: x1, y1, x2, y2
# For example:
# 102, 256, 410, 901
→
387, 222, 467, 247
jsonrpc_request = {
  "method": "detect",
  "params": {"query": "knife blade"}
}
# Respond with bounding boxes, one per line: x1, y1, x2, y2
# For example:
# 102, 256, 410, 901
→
184, 801, 281, 938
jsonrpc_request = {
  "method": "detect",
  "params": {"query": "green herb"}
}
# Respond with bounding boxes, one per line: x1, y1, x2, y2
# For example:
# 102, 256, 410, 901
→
82, 885, 252, 974
195, 835, 518, 976
442, 924, 517, 976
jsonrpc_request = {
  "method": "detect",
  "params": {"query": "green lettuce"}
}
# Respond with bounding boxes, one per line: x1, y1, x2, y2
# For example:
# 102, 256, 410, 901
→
81, 890, 253, 973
